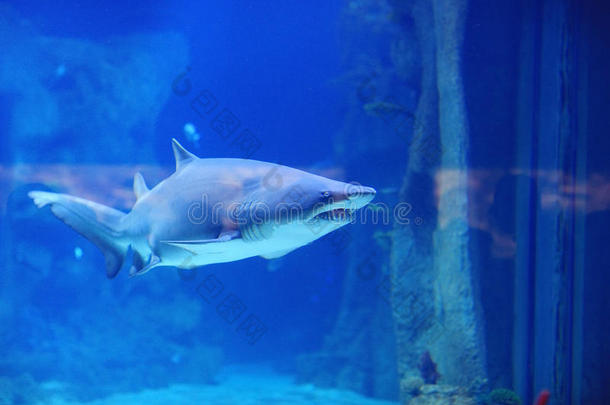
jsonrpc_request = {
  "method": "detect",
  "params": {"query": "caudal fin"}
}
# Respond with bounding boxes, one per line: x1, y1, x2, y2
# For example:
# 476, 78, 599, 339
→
29, 191, 127, 278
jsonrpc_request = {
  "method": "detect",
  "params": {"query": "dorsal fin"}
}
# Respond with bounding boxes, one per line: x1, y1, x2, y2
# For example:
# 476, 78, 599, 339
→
133, 172, 149, 200
171, 138, 197, 170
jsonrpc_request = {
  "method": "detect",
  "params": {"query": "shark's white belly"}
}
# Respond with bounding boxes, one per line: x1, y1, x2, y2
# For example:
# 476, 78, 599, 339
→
151, 221, 342, 269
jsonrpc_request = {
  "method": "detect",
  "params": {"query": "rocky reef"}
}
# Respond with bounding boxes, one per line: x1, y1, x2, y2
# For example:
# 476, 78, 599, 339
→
1, 186, 224, 401
0, 3, 188, 164
296, 1, 488, 403
300, 0, 610, 402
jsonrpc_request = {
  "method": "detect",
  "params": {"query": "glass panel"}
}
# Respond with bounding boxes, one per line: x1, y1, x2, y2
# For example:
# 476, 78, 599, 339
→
1, 1, 607, 404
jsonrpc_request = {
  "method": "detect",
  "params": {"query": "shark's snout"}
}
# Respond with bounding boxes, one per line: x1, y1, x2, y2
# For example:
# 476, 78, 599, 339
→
347, 185, 376, 208
306, 184, 376, 224
347, 186, 376, 199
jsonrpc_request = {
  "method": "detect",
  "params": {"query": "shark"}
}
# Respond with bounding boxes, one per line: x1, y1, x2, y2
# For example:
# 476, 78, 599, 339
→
28, 139, 376, 278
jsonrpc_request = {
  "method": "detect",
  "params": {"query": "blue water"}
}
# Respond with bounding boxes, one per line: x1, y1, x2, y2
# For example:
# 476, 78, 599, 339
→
1, 1, 609, 404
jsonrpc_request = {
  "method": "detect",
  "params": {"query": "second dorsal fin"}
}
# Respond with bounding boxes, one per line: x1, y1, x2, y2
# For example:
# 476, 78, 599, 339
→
172, 138, 197, 170
133, 172, 150, 200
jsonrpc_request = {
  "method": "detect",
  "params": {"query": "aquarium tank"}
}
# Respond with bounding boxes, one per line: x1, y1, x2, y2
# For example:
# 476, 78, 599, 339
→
1, 0, 609, 404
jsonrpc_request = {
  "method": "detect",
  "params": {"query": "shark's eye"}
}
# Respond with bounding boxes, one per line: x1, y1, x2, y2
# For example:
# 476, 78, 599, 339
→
322, 191, 330, 198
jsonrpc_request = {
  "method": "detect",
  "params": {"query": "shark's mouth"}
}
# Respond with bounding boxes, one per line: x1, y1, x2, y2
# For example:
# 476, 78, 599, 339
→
309, 200, 356, 223
314, 207, 354, 222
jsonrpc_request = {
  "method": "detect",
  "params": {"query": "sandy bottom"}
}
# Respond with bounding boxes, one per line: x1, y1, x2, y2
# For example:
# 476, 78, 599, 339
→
38, 365, 398, 405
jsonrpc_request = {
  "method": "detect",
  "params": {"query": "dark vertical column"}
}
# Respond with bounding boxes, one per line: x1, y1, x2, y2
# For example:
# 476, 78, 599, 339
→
533, 0, 562, 399
578, 1, 610, 402
512, 0, 542, 401
570, 7, 586, 400
533, 1, 577, 403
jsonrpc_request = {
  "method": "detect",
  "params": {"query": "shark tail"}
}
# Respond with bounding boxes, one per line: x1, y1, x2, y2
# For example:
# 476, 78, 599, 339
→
28, 191, 127, 278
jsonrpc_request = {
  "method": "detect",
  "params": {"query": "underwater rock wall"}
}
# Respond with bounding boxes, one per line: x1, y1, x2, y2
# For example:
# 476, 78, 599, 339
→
0, 4, 188, 164
388, 0, 440, 398
295, 241, 398, 399
296, 0, 421, 400
389, 0, 488, 402
429, 0, 487, 390
297, 0, 490, 401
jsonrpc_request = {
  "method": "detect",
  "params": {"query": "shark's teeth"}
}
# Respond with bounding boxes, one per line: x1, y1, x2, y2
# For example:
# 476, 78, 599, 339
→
311, 208, 354, 223
308, 200, 353, 221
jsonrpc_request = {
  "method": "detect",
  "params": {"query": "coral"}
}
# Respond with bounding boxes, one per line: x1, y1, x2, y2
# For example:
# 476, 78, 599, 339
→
534, 390, 550, 405
418, 351, 440, 384
487, 388, 522, 405
400, 375, 424, 396
408, 384, 476, 405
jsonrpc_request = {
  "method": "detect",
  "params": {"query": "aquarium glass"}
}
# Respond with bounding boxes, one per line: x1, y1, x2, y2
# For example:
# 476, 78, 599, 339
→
0, 1, 608, 404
